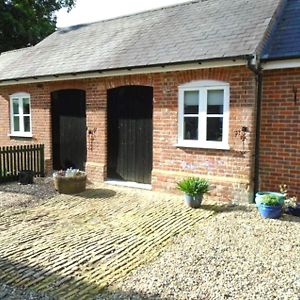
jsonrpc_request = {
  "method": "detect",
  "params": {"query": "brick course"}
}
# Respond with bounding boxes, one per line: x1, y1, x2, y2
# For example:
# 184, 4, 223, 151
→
260, 68, 300, 199
0, 66, 257, 202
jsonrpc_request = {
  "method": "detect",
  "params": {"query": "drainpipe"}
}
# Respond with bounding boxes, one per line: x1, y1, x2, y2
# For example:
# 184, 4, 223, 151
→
246, 55, 263, 203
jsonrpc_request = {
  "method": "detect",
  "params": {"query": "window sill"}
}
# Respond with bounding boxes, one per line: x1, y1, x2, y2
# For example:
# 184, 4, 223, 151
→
8, 133, 33, 138
175, 143, 230, 150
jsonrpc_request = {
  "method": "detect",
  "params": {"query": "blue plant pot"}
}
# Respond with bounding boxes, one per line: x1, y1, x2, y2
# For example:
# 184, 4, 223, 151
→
258, 204, 282, 219
255, 192, 285, 207
184, 194, 203, 208
287, 204, 300, 217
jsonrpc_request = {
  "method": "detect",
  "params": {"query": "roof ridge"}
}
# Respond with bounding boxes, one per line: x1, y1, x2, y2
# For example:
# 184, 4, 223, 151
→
57, 0, 202, 30
0, 46, 32, 56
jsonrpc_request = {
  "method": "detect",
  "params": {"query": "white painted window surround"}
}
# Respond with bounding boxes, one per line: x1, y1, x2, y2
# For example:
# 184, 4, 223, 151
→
177, 80, 230, 150
9, 92, 32, 137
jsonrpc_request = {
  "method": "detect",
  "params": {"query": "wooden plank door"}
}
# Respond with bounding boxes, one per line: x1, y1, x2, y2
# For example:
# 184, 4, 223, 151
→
51, 90, 87, 171
107, 86, 153, 184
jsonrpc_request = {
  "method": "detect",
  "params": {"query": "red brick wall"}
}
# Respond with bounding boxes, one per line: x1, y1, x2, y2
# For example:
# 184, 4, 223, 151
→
0, 66, 257, 202
260, 68, 300, 199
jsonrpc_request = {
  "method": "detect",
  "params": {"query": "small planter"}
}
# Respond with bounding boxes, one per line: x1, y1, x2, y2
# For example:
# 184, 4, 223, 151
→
255, 192, 285, 207
19, 170, 35, 185
184, 194, 203, 209
54, 172, 87, 194
177, 177, 209, 209
258, 204, 282, 219
287, 204, 300, 217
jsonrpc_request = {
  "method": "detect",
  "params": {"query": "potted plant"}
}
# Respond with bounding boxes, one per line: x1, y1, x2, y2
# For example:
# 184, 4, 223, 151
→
177, 177, 209, 208
280, 184, 300, 217
258, 194, 283, 219
255, 191, 285, 207
285, 197, 300, 216
53, 168, 87, 194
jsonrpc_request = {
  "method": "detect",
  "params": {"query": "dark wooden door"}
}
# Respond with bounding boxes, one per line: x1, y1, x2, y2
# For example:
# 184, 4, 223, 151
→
51, 90, 86, 170
107, 86, 153, 184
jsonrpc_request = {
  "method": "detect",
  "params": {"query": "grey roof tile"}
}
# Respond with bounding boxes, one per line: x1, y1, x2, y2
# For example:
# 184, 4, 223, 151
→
0, 0, 281, 81
263, 0, 300, 59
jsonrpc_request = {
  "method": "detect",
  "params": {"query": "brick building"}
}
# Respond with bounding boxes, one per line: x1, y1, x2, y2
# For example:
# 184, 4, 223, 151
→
0, 0, 299, 202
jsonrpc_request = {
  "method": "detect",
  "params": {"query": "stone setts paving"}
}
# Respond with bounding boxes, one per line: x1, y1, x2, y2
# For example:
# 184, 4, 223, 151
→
0, 185, 217, 299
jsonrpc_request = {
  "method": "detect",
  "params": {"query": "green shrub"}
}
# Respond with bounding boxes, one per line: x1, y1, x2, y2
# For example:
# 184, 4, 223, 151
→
261, 194, 282, 206
177, 177, 209, 196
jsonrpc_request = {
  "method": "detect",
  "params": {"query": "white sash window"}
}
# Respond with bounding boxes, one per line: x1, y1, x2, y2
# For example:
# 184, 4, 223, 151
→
10, 93, 32, 137
178, 81, 230, 149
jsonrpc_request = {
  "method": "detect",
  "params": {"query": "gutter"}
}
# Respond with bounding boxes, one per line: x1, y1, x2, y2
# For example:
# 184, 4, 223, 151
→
246, 55, 263, 203
261, 54, 300, 62
262, 57, 300, 71
0, 55, 248, 86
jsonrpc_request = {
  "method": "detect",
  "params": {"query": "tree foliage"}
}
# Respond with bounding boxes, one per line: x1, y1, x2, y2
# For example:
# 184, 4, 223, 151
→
0, 0, 76, 53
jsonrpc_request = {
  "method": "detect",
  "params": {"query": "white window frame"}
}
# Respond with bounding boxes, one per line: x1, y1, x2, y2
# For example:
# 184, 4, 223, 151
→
177, 80, 230, 150
9, 92, 32, 137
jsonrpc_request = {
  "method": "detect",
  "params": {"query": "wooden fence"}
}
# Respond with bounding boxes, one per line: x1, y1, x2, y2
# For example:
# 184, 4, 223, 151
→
0, 144, 44, 183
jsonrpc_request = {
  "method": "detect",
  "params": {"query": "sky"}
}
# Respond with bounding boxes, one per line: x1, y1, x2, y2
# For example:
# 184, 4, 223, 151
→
56, 0, 191, 28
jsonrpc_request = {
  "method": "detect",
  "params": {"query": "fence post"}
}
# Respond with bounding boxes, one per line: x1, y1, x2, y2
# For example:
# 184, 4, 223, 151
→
0, 146, 2, 179
40, 144, 45, 177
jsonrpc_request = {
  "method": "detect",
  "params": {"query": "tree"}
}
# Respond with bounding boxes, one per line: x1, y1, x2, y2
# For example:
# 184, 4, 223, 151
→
0, 0, 76, 53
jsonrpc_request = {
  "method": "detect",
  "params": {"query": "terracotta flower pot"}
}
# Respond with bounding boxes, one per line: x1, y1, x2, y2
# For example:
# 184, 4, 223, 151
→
54, 173, 87, 194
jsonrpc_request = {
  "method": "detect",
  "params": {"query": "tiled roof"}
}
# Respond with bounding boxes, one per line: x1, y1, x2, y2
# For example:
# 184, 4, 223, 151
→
0, 0, 281, 81
262, 0, 300, 60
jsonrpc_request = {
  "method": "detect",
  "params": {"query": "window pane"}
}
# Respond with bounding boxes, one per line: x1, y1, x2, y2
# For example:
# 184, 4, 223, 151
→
13, 98, 19, 115
207, 117, 223, 141
23, 98, 30, 114
207, 90, 224, 114
184, 91, 199, 114
13, 116, 20, 131
184, 117, 198, 140
24, 116, 31, 132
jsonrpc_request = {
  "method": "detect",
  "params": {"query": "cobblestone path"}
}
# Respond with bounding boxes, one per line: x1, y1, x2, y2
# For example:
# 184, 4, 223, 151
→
0, 185, 217, 299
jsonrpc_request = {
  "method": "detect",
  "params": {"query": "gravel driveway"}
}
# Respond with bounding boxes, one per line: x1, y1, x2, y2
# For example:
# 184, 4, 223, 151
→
0, 180, 299, 300
102, 205, 300, 300
0, 182, 215, 299
0, 177, 58, 209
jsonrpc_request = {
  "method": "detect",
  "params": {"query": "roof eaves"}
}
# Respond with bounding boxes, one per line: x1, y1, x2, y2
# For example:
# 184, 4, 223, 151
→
0, 55, 249, 85
261, 53, 300, 62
